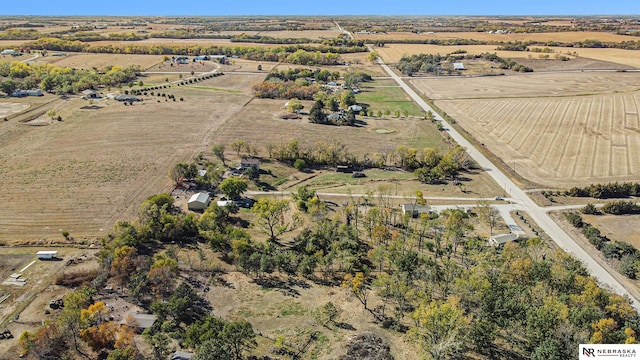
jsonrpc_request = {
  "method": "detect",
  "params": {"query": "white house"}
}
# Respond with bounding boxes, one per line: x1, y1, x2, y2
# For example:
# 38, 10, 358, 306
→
37, 251, 58, 260
489, 233, 519, 246
187, 192, 211, 211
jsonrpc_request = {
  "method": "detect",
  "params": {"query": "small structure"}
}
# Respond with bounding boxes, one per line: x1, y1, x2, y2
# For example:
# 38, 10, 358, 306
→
348, 104, 363, 114
336, 165, 353, 173
327, 81, 338, 87
1, 49, 16, 55
188, 192, 211, 211
401, 204, 431, 218
37, 251, 58, 260
216, 200, 234, 207
194, 55, 209, 61
197, 169, 207, 177
240, 158, 260, 171
489, 233, 519, 246
453, 62, 466, 70
120, 311, 157, 332
170, 351, 195, 360
82, 89, 100, 99
12, 89, 43, 97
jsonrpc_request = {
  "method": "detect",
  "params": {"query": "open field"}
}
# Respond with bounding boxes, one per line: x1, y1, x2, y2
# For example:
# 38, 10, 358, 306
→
355, 31, 639, 43
0, 103, 28, 118
0, 83, 251, 243
253, 29, 341, 39
410, 72, 640, 187
356, 80, 424, 116
583, 214, 640, 249
410, 71, 640, 100
210, 97, 444, 156
375, 43, 640, 70
31, 52, 163, 70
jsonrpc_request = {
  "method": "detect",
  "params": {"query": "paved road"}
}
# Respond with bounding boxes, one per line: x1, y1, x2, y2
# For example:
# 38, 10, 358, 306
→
363, 42, 640, 309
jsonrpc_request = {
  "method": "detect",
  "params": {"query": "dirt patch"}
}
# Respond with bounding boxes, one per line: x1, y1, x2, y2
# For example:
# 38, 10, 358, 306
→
583, 214, 640, 248
0, 103, 29, 119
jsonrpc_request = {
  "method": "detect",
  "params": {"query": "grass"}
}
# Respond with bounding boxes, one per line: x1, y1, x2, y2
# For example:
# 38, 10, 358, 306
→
183, 85, 243, 93
356, 81, 423, 116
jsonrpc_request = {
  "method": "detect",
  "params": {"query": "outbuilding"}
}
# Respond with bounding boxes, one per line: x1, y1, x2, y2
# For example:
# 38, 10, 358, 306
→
188, 192, 211, 211
82, 89, 100, 99
401, 204, 431, 218
37, 251, 58, 260
489, 233, 519, 246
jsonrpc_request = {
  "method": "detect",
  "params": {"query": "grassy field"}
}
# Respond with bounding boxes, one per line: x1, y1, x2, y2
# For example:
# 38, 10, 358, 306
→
31, 52, 163, 70
583, 214, 640, 249
356, 81, 424, 117
409, 72, 640, 187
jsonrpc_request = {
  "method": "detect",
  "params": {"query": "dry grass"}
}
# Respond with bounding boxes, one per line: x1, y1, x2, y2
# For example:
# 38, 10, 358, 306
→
583, 214, 640, 249
254, 29, 341, 39
410, 72, 640, 187
32, 52, 163, 70
0, 86, 250, 243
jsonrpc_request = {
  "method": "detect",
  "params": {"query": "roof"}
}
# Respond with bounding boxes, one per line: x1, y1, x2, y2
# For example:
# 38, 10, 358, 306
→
114, 94, 139, 102
188, 192, 210, 204
453, 62, 465, 70
490, 233, 518, 245
217, 200, 234, 207
401, 204, 430, 212
349, 105, 363, 112
120, 311, 157, 329
36, 251, 58, 255
197, 169, 207, 177
82, 89, 99, 95
170, 351, 194, 360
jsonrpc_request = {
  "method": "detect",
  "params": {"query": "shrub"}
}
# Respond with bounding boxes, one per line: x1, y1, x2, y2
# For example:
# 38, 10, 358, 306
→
581, 203, 599, 215
565, 212, 583, 228
55, 269, 98, 287
293, 158, 306, 171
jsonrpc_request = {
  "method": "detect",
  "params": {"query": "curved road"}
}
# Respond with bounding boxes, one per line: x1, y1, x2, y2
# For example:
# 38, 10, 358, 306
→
350, 35, 640, 308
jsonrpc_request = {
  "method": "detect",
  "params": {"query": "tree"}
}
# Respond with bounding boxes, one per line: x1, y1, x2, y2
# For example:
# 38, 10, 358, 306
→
309, 99, 326, 124
1, 79, 17, 95
410, 296, 470, 360
477, 200, 500, 239
286, 98, 304, 113
219, 177, 248, 200
211, 144, 226, 166
251, 198, 301, 241
342, 272, 370, 310
47, 109, 57, 120
367, 51, 379, 63
231, 141, 247, 157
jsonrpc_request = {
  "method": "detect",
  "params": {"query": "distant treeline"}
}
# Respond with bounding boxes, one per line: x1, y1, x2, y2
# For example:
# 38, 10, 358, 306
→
565, 182, 640, 199
367, 37, 640, 51
23, 38, 354, 65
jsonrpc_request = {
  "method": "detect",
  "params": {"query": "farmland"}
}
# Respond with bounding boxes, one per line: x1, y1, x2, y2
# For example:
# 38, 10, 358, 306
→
410, 72, 640, 187
355, 30, 638, 43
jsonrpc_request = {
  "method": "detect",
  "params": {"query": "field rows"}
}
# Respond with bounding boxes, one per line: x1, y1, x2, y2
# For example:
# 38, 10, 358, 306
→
356, 31, 637, 43
434, 92, 640, 186
410, 72, 640, 100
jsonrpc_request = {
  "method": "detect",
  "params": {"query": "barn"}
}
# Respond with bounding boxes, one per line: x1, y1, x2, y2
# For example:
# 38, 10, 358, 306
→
188, 192, 211, 211
489, 233, 519, 246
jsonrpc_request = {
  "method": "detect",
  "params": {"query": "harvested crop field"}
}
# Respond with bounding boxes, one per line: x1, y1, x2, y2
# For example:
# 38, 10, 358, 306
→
0, 102, 29, 118
411, 72, 640, 187
0, 87, 250, 242
409, 71, 640, 100
355, 31, 638, 43
32, 52, 163, 70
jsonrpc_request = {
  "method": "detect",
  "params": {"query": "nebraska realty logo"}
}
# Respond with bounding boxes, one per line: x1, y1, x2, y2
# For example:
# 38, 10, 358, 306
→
580, 344, 640, 359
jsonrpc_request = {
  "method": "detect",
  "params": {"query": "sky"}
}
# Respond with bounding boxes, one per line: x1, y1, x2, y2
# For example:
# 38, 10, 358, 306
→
2, 0, 639, 16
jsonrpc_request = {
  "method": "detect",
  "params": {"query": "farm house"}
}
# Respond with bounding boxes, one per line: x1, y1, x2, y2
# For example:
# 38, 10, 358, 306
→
187, 192, 211, 211
37, 251, 58, 260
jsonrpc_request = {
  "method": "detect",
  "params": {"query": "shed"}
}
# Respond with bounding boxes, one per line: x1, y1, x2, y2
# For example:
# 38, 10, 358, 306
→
114, 94, 139, 102
489, 233, 519, 246
240, 158, 260, 171
37, 251, 58, 260
216, 200, 234, 207
401, 204, 430, 218
336, 165, 353, 173
348, 104, 363, 113
188, 192, 211, 211
82, 89, 100, 99
120, 311, 157, 331
1, 49, 16, 55
453, 62, 465, 70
